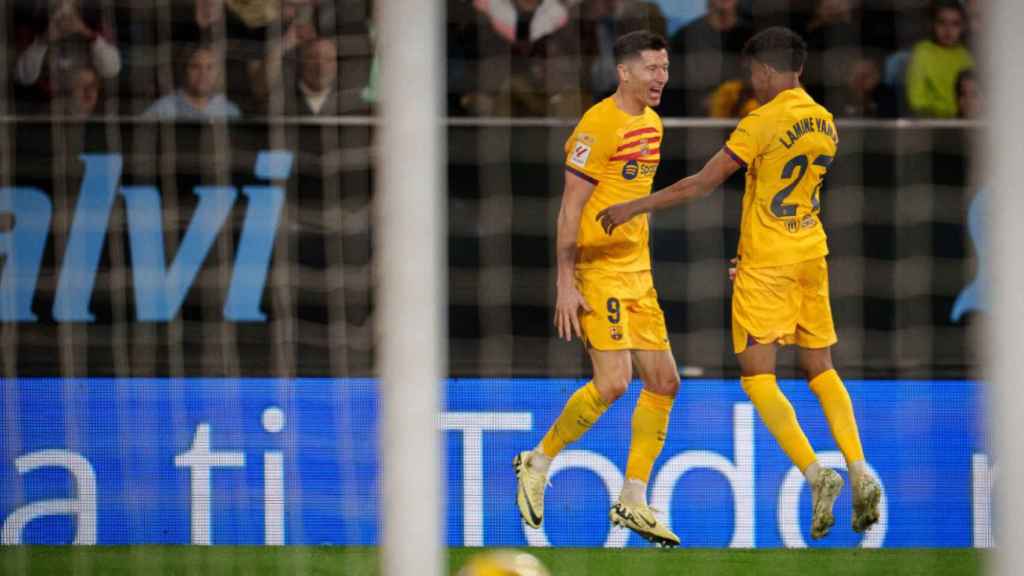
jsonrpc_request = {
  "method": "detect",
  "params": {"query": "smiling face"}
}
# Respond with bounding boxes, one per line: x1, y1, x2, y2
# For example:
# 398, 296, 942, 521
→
619, 48, 669, 108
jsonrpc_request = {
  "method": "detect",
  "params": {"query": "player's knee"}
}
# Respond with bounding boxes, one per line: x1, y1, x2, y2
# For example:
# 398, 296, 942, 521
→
669, 373, 681, 396
595, 375, 630, 403
607, 378, 630, 402
651, 373, 680, 397
800, 354, 834, 380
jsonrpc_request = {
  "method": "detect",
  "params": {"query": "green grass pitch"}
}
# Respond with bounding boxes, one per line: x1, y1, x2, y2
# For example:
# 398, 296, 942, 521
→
0, 546, 984, 575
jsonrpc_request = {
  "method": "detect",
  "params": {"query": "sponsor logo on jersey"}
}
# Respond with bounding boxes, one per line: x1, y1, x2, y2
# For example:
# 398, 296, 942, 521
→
622, 160, 639, 180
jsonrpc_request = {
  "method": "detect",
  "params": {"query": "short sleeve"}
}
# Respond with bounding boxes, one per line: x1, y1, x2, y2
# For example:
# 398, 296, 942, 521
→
565, 114, 616, 184
723, 112, 767, 168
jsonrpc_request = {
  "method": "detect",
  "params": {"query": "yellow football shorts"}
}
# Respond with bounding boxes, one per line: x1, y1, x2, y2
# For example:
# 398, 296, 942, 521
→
731, 257, 838, 354
576, 269, 670, 351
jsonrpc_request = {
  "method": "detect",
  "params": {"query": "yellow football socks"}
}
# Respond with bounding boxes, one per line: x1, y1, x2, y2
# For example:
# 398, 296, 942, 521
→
625, 389, 674, 483
540, 381, 609, 459
809, 369, 865, 464
741, 374, 817, 472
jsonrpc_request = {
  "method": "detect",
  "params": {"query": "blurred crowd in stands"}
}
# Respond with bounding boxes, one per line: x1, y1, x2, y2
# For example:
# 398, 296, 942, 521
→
5, 0, 984, 121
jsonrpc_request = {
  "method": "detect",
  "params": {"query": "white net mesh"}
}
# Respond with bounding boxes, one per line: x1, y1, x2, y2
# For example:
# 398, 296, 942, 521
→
0, 0, 988, 571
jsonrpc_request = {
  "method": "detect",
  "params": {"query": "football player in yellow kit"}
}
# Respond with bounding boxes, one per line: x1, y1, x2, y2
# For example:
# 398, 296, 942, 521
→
513, 30, 681, 547
597, 26, 881, 541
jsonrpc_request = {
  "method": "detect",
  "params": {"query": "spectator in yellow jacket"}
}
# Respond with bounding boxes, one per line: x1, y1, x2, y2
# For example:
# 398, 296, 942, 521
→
905, 0, 974, 118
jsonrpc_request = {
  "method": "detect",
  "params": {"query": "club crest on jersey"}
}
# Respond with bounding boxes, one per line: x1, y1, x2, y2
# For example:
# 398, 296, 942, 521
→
622, 159, 639, 180
786, 219, 799, 233
610, 325, 623, 341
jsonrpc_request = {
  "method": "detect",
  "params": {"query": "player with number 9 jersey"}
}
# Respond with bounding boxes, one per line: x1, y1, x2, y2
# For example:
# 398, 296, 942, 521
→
593, 26, 880, 542
564, 98, 669, 352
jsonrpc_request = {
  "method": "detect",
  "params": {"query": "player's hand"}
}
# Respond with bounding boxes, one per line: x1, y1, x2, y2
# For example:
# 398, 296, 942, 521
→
596, 202, 637, 235
554, 284, 592, 342
728, 257, 738, 282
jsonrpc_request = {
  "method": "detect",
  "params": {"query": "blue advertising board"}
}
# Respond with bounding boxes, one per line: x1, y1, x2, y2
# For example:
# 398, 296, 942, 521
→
0, 378, 989, 548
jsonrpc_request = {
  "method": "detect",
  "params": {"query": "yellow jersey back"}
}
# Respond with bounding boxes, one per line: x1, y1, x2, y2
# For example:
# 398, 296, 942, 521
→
565, 97, 662, 272
724, 87, 838, 268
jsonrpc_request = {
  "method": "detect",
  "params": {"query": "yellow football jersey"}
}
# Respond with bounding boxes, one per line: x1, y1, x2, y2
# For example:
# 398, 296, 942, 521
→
724, 87, 838, 268
565, 97, 663, 272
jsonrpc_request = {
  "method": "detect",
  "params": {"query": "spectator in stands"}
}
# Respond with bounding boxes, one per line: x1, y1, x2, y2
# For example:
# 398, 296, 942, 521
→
250, 0, 372, 115
62, 65, 102, 118
802, 0, 861, 109
142, 44, 241, 120
663, 0, 752, 116
461, 0, 585, 116
13, 0, 121, 111
115, 0, 265, 115
956, 68, 982, 119
250, 9, 318, 102
585, 0, 668, 99
286, 37, 344, 116
905, 0, 974, 118
832, 55, 898, 117
189, 0, 354, 115
472, 0, 574, 48
707, 77, 758, 118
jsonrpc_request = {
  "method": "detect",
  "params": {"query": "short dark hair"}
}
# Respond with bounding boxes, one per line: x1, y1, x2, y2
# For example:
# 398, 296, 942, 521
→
613, 30, 668, 63
742, 27, 807, 72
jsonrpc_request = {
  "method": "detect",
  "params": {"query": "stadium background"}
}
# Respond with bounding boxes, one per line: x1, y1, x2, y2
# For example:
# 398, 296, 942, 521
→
0, 0, 989, 560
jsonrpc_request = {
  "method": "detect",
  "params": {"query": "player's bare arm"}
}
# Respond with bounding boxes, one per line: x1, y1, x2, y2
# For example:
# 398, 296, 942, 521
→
554, 170, 596, 341
596, 149, 741, 235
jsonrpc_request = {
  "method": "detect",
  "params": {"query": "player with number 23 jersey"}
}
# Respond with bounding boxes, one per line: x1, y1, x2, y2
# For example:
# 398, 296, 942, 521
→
723, 86, 839, 353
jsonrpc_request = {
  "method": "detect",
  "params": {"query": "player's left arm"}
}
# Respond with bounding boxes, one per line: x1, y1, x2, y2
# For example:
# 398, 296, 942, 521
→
596, 149, 741, 234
